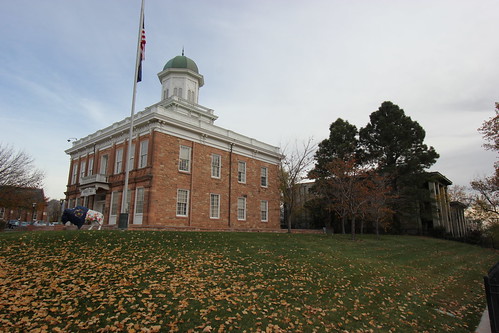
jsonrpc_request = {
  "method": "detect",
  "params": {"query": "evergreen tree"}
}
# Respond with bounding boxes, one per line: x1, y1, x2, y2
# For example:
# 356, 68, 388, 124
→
359, 101, 439, 186
359, 101, 439, 230
312, 118, 359, 177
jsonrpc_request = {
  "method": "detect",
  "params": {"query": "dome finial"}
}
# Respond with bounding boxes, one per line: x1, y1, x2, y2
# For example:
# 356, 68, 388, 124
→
162, 54, 200, 74
182, 46, 184, 56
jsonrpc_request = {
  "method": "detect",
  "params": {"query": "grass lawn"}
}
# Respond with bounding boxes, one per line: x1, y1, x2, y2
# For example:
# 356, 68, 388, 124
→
0, 230, 497, 332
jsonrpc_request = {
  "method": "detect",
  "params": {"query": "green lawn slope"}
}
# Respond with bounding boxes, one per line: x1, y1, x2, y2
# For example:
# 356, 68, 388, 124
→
0, 231, 497, 332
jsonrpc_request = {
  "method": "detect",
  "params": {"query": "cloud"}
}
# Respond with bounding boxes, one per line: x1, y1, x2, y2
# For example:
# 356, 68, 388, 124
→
1, 0, 498, 200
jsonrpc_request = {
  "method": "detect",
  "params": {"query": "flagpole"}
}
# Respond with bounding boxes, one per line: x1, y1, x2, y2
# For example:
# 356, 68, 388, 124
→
119, 0, 145, 230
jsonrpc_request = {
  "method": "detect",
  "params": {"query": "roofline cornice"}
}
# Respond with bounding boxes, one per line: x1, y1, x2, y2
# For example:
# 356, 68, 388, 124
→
65, 103, 280, 164
157, 68, 204, 87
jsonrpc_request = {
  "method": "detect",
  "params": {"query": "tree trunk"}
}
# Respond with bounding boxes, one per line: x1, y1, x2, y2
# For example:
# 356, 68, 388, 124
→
375, 218, 380, 239
341, 215, 346, 234
351, 216, 356, 240
284, 204, 292, 233
287, 212, 292, 233
328, 211, 334, 234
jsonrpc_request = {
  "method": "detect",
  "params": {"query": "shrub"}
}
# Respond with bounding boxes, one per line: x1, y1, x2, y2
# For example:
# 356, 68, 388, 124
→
430, 226, 446, 238
465, 229, 484, 245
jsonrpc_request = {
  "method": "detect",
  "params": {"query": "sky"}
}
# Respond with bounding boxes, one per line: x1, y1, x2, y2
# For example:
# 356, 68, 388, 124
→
0, 0, 498, 200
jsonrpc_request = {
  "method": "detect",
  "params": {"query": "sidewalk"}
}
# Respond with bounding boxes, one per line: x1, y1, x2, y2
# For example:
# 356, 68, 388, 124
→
476, 308, 491, 333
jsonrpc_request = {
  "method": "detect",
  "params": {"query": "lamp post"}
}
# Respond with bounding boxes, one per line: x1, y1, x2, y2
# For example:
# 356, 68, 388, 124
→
32, 203, 36, 222
59, 199, 65, 222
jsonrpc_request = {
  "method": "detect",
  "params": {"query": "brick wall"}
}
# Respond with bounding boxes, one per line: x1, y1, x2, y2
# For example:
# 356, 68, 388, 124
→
146, 131, 280, 230
65, 130, 281, 231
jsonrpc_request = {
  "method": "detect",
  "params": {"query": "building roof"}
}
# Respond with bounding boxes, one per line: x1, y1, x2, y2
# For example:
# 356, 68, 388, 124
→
163, 55, 199, 73
450, 201, 467, 208
0, 186, 45, 209
427, 171, 452, 186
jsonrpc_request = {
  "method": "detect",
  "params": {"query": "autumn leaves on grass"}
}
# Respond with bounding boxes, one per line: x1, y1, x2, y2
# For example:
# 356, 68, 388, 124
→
0, 231, 494, 332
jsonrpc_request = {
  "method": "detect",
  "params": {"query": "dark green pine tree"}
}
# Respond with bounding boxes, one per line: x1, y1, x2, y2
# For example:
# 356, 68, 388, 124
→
359, 101, 439, 181
359, 101, 439, 231
311, 118, 359, 178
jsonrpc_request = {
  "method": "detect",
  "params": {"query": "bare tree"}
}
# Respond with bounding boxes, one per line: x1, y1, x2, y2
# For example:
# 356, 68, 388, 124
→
364, 172, 395, 238
311, 157, 372, 240
448, 185, 473, 205
0, 144, 44, 188
478, 102, 499, 154
310, 157, 394, 240
47, 199, 63, 222
279, 138, 316, 233
469, 104, 499, 225
471, 175, 499, 218
310, 158, 353, 235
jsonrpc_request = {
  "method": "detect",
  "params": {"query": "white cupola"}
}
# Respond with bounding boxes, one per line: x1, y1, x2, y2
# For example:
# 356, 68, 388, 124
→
157, 51, 204, 104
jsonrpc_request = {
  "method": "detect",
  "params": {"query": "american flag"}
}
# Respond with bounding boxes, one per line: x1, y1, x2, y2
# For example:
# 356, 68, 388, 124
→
137, 16, 146, 82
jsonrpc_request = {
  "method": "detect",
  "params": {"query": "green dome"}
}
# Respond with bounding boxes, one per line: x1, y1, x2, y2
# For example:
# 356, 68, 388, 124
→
163, 55, 199, 73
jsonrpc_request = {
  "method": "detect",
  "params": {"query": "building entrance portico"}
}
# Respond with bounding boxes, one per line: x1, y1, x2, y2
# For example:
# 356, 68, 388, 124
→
95, 200, 105, 215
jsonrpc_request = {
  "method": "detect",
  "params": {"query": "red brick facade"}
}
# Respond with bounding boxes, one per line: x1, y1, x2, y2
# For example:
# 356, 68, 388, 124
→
65, 131, 280, 231
0, 187, 46, 222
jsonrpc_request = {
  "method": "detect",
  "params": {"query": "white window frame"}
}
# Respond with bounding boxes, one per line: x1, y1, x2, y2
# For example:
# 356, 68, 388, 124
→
100, 155, 109, 175
237, 197, 246, 221
174, 87, 183, 98
88, 157, 94, 176
80, 161, 86, 179
211, 154, 221, 178
134, 188, 145, 215
176, 189, 189, 217
133, 188, 144, 225
139, 140, 148, 169
210, 193, 220, 219
188, 90, 195, 102
260, 167, 268, 187
115, 148, 123, 174
109, 191, 120, 225
71, 162, 78, 184
260, 200, 268, 222
238, 161, 246, 183
111, 192, 119, 216
179, 145, 192, 172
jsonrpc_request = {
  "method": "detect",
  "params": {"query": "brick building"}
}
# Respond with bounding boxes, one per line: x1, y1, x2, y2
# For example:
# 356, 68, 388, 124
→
65, 54, 281, 230
0, 187, 46, 222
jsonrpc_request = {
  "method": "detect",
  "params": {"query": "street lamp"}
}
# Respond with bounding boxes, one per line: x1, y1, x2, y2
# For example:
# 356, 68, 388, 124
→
32, 203, 36, 222
59, 199, 65, 222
